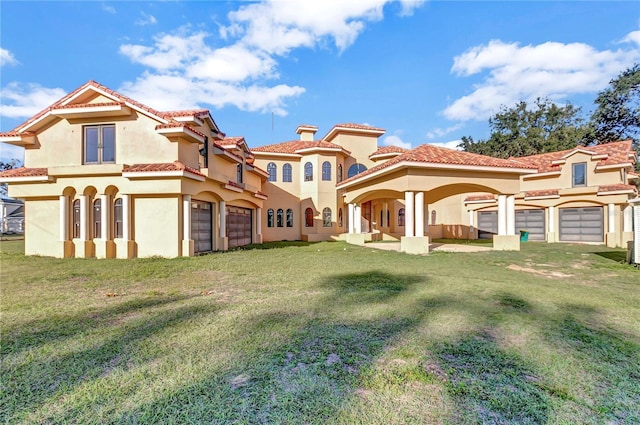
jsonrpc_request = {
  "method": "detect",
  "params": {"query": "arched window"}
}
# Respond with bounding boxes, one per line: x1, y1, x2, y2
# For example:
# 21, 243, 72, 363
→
286, 209, 293, 227
323, 208, 332, 227
337, 164, 343, 183
431, 210, 436, 225
338, 208, 343, 227
305, 208, 314, 227
72, 199, 81, 238
304, 162, 313, 182
114, 198, 123, 238
398, 208, 406, 227
347, 163, 367, 178
267, 162, 277, 182
267, 208, 274, 227
283, 163, 292, 182
277, 208, 284, 227
322, 161, 331, 181
93, 199, 101, 239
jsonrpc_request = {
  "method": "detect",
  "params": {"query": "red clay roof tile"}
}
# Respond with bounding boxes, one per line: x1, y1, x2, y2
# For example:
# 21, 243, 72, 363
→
598, 184, 637, 193
252, 140, 351, 155
0, 167, 48, 178
525, 189, 559, 198
123, 161, 204, 177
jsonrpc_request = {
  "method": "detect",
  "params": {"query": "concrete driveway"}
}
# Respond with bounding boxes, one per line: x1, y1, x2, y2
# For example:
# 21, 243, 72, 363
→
365, 241, 493, 253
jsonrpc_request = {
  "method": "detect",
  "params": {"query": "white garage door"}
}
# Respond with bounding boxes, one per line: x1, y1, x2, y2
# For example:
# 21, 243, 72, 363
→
515, 209, 545, 241
227, 206, 252, 248
191, 201, 212, 253
559, 207, 603, 242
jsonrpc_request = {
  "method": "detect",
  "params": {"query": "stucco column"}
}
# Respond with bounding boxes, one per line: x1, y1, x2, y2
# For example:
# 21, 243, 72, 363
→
256, 207, 262, 235
608, 203, 615, 233
219, 201, 226, 237
100, 194, 109, 239
79, 195, 88, 240
497, 194, 507, 236
405, 191, 414, 237
354, 204, 362, 233
506, 195, 515, 235
548, 206, 555, 233
122, 194, 131, 241
415, 192, 424, 236
383, 201, 388, 227
623, 204, 632, 232
183, 195, 191, 241
59, 195, 69, 241
348, 203, 355, 234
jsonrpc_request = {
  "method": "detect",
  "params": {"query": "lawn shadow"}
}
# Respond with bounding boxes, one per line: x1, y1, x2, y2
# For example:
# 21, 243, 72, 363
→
591, 250, 628, 263
229, 240, 320, 251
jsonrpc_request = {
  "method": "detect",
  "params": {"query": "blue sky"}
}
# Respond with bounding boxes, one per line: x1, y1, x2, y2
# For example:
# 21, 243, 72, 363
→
1, 1, 638, 163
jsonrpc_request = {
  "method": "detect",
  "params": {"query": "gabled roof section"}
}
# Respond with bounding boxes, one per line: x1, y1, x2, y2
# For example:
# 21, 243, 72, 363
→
251, 140, 351, 156
369, 145, 409, 161
515, 140, 635, 173
338, 144, 536, 188
122, 161, 205, 181
322, 123, 385, 142
0, 167, 51, 183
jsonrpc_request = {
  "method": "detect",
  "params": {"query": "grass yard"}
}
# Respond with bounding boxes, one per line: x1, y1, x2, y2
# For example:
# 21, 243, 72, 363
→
1, 239, 639, 424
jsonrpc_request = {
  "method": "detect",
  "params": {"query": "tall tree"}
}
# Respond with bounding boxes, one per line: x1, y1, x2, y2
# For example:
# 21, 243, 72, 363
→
459, 98, 590, 158
589, 64, 639, 144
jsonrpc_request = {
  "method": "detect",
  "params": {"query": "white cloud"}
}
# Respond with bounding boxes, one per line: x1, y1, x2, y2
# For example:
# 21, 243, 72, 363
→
428, 140, 462, 150
426, 123, 464, 140
0, 143, 24, 163
444, 36, 639, 121
0, 48, 18, 67
619, 30, 640, 46
0, 82, 66, 119
135, 12, 157, 26
382, 133, 412, 150
101, 3, 116, 14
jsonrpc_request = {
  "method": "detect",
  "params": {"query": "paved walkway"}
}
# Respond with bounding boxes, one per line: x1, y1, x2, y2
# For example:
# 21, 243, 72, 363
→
365, 241, 493, 253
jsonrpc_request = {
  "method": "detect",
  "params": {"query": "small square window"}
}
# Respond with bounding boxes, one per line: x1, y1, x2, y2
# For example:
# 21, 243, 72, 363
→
572, 163, 586, 187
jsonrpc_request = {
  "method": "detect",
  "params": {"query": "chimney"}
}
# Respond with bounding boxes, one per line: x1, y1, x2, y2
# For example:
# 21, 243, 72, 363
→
296, 124, 318, 141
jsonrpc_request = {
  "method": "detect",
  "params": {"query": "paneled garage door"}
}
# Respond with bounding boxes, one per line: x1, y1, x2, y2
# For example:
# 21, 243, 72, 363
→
191, 200, 212, 253
477, 211, 498, 239
515, 209, 545, 241
227, 206, 252, 248
559, 207, 603, 242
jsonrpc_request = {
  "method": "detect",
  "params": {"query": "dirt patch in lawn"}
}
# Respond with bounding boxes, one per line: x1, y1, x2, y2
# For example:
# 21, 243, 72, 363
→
507, 264, 573, 279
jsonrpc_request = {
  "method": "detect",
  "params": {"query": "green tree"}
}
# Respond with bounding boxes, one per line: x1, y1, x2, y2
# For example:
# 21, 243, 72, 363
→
0, 160, 20, 197
459, 98, 590, 159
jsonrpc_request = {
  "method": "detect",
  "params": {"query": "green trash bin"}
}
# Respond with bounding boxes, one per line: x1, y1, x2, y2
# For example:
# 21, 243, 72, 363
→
519, 230, 529, 242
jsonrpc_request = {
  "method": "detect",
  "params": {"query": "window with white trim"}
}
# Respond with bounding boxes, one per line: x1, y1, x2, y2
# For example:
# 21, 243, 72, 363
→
572, 162, 586, 187
322, 161, 331, 181
84, 125, 115, 164
283, 163, 292, 182
267, 162, 277, 182
304, 162, 313, 182
323, 207, 332, 227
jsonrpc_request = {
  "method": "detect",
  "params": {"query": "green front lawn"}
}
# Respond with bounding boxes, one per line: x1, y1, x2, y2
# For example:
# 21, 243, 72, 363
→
1, 240, 638, 424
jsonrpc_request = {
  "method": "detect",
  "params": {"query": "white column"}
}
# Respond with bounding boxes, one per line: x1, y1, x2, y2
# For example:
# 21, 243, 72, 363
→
348, 203, 355, 234
354, 204, 362, 233
506, 195, 515, 235
100, 194, 109, 239
497, 194, 507, 236
122, 194, 130, 241
256, 207, 262, 235
59, 195, 69, 241
183, 195, 191, 241
415, 192, 424, 236
405, 191, 414, 237
548, 206, 555, 233
623, 205, 632, 232
219, 201, 226, 237
79, 195, 88, 240
608, 203, 615, 233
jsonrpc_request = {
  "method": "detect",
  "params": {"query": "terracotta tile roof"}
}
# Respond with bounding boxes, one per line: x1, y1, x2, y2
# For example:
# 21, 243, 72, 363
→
163, 109, 210, 117
515, 140, 635, 172
464, 194, 496, 202
369, 145, 409, 158
123, 161, 204, 177
218, 136, 245, 146
525, 189, 559, 198
0, 167, 48, 178
598, 184, 637, 193
252, 140, 351, 155
339, 144, 535, 186
330, 123, 385, 132
155, 123, 207, 139
51, 101, 125, 110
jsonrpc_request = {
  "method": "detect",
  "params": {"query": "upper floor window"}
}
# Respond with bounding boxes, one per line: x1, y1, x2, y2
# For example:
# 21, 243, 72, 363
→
72, 199, 81, 238
305, 207, 314, 227
114, 198, 123, 238
93, 199, 102, 239
283, 163, 292, 182
277, 208, 284, 227
267, 208, 274, 227
323, 207, 332, 227
267, 162, 277, 182
199, 136, 208, 168
322, 161, 332, 181
337, 164, 343, 183
398, 208, 405, 227
304, 162, 313, 182
84, 125, 115, 164
286, 209, 293, 227
347, 163, 367, 179
572, 162, 586, 187
237, 163, 243, 183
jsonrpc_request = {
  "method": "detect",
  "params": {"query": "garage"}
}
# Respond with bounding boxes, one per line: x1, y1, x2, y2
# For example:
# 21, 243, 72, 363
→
191, 200, 213, 253
227, 206, 252, 248
477, 211, 498, 239
515, 209, 546, 241
559, 207, 604, 242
